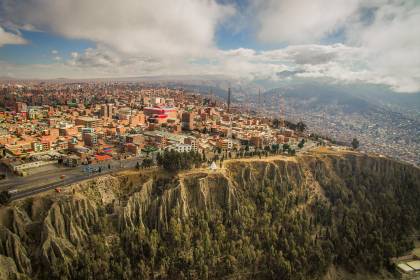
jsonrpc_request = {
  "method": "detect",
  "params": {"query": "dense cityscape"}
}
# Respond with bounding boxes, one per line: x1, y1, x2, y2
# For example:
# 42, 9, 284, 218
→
1, 1, 420, 279
242, 88, 420, 166
0, 81, 309, 182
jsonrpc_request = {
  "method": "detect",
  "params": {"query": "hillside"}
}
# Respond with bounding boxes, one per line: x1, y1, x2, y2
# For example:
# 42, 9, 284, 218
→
254, 82, 420, 166
0, 151, 419, 279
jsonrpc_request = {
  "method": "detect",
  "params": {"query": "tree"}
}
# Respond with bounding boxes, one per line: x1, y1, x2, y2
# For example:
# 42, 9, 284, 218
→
0, 190, 11, 205
272, 119, 280, 128
296, 121, 307, 132
158, 150, 204, 171
142, 158, 154, 168
351, 138, 359, 150
298, 139, 305, 149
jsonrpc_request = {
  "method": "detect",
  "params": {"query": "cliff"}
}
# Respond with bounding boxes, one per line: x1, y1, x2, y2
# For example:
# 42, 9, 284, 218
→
0, 150, 419, 279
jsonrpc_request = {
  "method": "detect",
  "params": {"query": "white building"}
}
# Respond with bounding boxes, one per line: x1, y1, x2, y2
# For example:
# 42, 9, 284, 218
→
168, 144, 193, 153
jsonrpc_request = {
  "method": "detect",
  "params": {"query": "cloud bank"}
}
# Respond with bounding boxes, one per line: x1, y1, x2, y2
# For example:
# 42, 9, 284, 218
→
0, 0, 419, 92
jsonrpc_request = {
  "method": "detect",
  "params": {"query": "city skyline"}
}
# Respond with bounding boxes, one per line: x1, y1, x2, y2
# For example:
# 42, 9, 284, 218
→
0, 0, 420, 93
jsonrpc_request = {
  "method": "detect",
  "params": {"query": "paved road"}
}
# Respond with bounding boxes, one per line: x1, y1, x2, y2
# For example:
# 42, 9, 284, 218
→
0, 157, 145, 191
5, 156, 147, 201
10, 166, 124, 201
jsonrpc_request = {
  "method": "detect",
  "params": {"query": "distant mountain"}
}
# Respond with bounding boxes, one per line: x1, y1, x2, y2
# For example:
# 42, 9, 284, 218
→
250, 80, 420, 120
262, 82, 378, 114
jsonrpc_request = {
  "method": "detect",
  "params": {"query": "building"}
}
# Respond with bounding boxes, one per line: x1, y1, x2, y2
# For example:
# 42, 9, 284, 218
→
144, 107, 177, 125
129, 112, 145, 126
217, 139, 233, 150
40, 140, 51, 151
83, 133, 98, 147
124, 143, 141, 155
10, 160, 57, 175
250, 136, 263, 149
126, 134, 145, 145
100, 103, 115, 118
182, 111, 195, 130
75, 117, 101, 128
168, 144, 193, 153
15, 102, 28, 113
184, 137, 198, 151
144, 107, 177, 118
32, 142, 43, 152
62, 155, 82, 167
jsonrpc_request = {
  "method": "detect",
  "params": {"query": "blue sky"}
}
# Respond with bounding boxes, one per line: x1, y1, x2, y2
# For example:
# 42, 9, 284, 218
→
0, 0, 419, 93
0, 30, 94, 64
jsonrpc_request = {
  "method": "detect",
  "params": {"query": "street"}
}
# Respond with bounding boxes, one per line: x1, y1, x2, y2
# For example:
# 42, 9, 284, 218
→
0, 156, 147, 198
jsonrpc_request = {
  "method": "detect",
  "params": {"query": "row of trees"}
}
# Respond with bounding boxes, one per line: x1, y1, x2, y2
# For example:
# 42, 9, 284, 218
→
156, 150, 204, 171
272, 119, 307, 133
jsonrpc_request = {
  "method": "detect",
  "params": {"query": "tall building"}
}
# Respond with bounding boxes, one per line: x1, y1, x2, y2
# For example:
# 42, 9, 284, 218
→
106, 104, 114, 118
100, 104, 108, 118
182, 111, 195, 130
75, 117, 101, 128
83, 133, 97, 147
15, 102, 28, 113
101, 103, 114, 118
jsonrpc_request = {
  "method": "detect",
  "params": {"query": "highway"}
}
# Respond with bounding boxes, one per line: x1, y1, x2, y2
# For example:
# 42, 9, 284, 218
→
4, 156, 147, 201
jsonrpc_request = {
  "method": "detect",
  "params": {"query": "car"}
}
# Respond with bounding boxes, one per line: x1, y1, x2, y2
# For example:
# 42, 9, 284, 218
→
8, 189, 18, 194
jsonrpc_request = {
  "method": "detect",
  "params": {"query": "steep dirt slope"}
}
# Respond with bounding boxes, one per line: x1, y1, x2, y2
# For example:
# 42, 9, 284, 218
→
0, 151, 418, 279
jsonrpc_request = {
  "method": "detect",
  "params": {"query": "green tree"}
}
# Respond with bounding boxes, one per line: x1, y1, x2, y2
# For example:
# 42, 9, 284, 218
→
351, 138, 359, 149
298, 139, 305, 149
272, 118, 280, 128
0, 190, 11, 205
296, 121, 307, 132
142, 158, 154, 168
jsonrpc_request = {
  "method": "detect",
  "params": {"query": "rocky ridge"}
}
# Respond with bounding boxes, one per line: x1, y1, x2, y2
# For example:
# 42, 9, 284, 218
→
0, 150, 418, 279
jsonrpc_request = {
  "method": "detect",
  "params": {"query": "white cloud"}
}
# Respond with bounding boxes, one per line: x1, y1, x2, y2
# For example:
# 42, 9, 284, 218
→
0, 0, 419, 93
347, 0, 420, 92
254, 0, 361, 44
1, 0, 234, 58
0, 43, 415, 93
70, 52, 79, 59
0, 26, 27, 47
251, 0, 420, 92
51, 49, 58, 55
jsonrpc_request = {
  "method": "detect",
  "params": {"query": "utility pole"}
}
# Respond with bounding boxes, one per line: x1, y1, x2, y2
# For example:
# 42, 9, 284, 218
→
279, 94, 285, 128
228, 87, 231, 113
